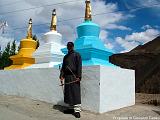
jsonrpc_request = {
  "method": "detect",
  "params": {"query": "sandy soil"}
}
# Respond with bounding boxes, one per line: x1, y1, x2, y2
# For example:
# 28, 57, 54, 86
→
0, 94, 159, 120
136, 93, 160, 105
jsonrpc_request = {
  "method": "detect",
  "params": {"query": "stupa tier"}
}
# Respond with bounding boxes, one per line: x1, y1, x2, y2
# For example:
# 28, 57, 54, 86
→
5, 19, 37, 70
28, 9, 65, 68
62, 0, 114, 66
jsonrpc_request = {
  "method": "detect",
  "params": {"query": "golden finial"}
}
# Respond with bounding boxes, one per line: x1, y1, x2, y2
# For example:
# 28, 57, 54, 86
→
85, 0, 92, 21
26, 18, 32, 39
50, 9, 57, 31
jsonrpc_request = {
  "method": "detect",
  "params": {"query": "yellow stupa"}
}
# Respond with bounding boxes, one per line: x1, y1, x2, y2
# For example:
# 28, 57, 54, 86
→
5, 18, 37, 70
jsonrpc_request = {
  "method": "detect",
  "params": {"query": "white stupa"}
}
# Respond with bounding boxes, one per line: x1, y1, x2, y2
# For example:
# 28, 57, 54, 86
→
29, 9, 65, 68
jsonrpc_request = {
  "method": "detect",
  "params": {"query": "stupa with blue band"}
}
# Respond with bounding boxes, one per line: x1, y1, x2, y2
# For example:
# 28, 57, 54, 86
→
62, 0, 114, 66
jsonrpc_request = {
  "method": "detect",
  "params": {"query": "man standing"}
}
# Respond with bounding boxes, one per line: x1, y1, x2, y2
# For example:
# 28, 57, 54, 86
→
60, 42, 82, 118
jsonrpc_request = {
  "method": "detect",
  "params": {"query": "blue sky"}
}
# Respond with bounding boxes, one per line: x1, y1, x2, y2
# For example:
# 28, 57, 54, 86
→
0, 0, 160, 53
107, 0, 160, 33
103, 0, 160, 52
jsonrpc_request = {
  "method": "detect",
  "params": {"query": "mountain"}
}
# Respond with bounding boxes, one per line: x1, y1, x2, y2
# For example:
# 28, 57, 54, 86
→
110, 36, 160, 94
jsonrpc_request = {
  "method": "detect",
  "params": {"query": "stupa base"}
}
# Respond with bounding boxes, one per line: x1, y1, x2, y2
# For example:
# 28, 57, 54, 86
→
0, 65, 135, 113
4, 63, 33, 70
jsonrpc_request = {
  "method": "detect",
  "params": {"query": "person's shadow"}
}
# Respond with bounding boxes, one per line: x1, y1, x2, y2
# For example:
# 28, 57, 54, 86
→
53, 105, 67, 112
52, 101, 68, 113
152, 110, 160, 115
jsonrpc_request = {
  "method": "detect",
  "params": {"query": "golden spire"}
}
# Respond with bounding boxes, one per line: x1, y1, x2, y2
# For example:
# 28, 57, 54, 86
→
50, 9, 57, 31
26, 18, 32, 39
85, 0, 92, 21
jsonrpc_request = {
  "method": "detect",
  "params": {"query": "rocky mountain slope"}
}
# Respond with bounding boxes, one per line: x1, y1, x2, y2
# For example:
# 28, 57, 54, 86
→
110, 36, 160, 94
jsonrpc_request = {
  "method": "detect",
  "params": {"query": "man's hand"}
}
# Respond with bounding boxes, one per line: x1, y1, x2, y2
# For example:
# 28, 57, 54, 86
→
76, 78, 81, 83
76, 76, 81, 81
76, 78, 80, 81
60, 77, 64, 81
60, 77, 64, 86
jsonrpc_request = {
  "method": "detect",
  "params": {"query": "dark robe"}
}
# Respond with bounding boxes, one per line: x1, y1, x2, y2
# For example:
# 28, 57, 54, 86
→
60, 50, 82, 105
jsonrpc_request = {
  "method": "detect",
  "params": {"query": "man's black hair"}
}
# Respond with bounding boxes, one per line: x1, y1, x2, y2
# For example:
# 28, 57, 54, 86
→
67, 42, 74, 47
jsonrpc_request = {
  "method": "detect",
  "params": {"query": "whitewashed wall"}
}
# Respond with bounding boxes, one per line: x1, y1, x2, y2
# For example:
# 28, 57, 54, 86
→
100, 66, 135, 113
0, 65, 135, 113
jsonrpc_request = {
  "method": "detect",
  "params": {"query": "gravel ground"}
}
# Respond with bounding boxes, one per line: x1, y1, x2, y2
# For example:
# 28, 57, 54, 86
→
0, 94, 159, 120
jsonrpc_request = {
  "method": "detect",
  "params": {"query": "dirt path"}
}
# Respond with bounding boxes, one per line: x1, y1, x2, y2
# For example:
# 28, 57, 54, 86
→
0, 94, 159, 120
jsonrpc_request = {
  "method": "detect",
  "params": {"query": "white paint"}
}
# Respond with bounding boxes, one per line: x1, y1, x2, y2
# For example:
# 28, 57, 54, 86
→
43, 31, 62, 44
0, 65, 135, 113
99, 66, 135, 113
28, 30, 65, 68
81, 66, 100, 112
